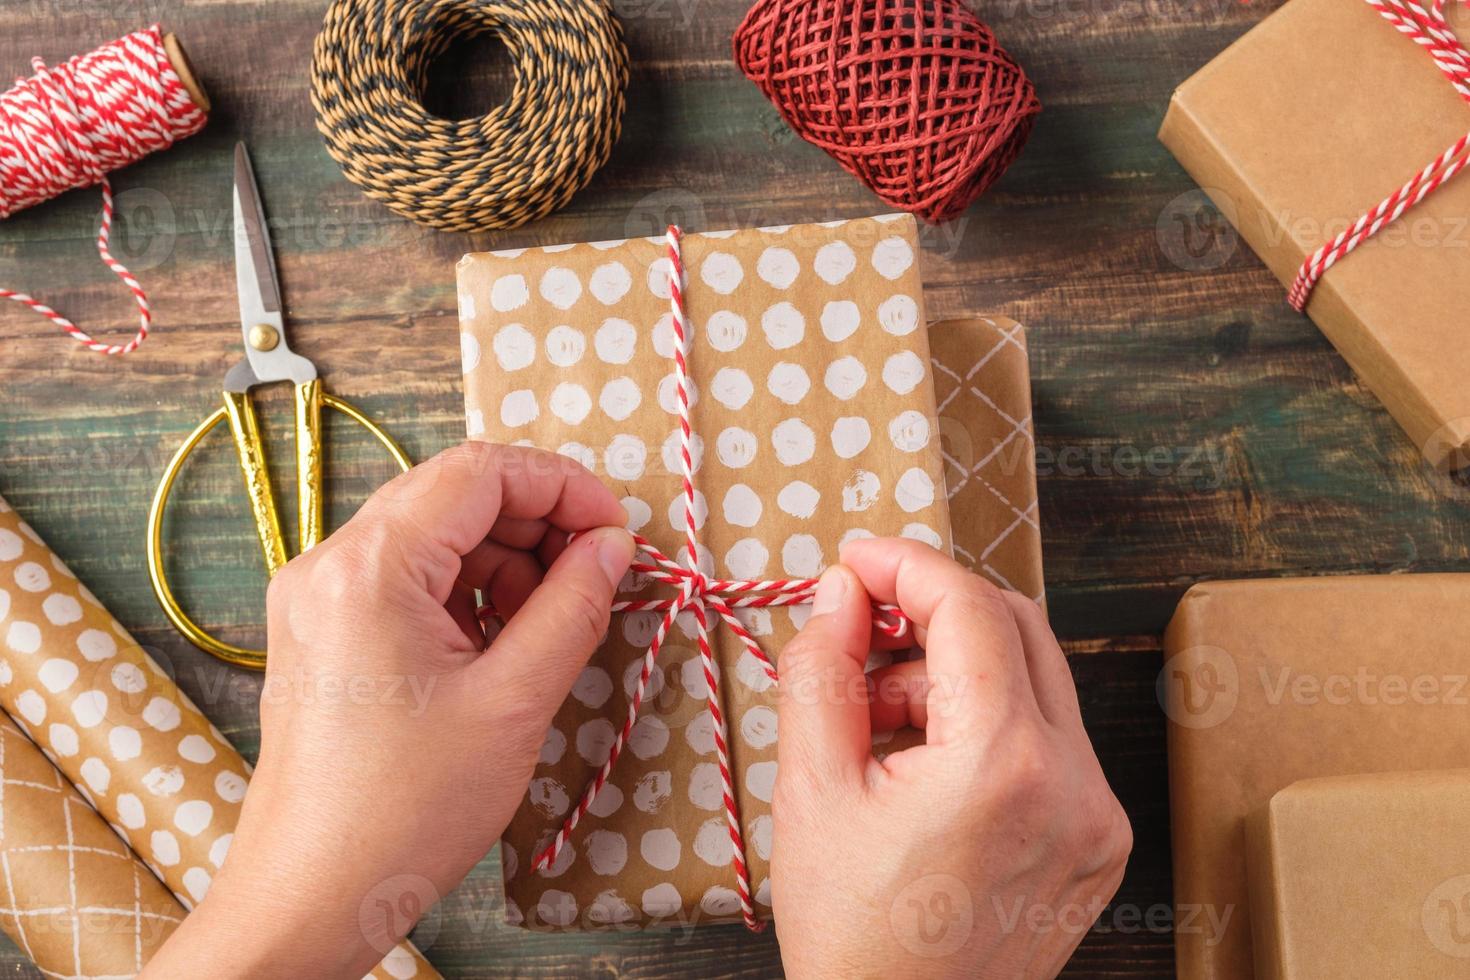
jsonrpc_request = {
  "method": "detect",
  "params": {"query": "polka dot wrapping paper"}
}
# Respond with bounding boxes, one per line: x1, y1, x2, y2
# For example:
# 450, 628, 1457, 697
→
0, 713, 185, 977
0, 496, 438, 979
459, 214, 1004, 929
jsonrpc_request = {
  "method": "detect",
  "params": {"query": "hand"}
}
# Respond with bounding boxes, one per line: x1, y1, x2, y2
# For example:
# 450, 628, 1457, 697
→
143, 443, 635, 979
771, 539, 1131, 980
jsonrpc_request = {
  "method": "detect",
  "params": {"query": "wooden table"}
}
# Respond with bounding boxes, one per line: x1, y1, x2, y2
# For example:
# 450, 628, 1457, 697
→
5, 1, 1462, 975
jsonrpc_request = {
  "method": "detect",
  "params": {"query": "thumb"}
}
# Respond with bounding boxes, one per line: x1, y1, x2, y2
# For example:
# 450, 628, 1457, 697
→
776, 564, 873, 788
476, 526, 635, 723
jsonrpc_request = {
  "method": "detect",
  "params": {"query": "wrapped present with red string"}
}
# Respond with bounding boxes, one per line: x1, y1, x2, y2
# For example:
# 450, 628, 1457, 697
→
457, 216, 1043, 929
1160, 0, 1470, 469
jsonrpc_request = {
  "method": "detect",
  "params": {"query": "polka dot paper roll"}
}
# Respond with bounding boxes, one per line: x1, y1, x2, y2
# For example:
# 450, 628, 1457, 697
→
458, 214, 953, 928
0, 712, 185, 977
0, 496, 439, 979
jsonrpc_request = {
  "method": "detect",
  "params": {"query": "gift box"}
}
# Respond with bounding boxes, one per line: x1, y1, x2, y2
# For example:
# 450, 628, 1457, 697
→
1159, 0, 1470, 469
458, 215, 1020, 928
1163, 575, 1470, 979
0, 495, 437, 979
0, 713, 185, 977
1245, 769, 1470, 979
928, 316, 1044, 602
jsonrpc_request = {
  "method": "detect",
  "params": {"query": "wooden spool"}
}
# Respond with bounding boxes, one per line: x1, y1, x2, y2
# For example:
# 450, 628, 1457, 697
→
162, 32, 211, 114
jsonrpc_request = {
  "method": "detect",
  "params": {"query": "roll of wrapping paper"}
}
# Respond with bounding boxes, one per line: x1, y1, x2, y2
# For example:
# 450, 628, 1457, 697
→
0, 711, 185, 977
0, 495, 439, 979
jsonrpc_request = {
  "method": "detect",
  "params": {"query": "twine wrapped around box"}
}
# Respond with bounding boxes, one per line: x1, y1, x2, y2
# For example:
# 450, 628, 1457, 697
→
505, 226, 918, 929
1160, 0, 1470, 469
459, 214, 954, 928
1288, 0, 1470, 309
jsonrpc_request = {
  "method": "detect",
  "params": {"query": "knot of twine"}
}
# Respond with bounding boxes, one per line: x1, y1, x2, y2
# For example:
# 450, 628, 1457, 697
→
0, 25, 207, 354
525, 227, 910, 930
1290, 0, 1470, 310
310, 0, 629, 232
732, 0, 1040, 224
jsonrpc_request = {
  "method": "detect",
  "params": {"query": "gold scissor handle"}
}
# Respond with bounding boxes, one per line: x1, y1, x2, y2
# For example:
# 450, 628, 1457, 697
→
223, 388, 290, 575
223, 380, 329, 566
147, 392, 412, 670
295, 379, 325, 552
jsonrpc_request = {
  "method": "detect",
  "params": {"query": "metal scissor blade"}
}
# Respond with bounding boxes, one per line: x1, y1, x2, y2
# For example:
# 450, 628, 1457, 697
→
234, 143, 282, 317
231, 143, 316, 387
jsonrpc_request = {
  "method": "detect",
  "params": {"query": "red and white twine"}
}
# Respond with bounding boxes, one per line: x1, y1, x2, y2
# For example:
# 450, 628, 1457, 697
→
1289, 0, 1470, 310
0, 26, 207, 354
525, 226, 910, 930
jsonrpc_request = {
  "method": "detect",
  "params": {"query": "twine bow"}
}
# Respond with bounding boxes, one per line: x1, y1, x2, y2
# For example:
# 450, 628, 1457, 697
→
525, 226, 910, 930
1289, 0, 1470, 309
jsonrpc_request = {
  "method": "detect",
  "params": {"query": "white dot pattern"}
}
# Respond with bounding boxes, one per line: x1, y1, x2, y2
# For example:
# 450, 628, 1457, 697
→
0, 501, 431, 977
456, 216, 949, 928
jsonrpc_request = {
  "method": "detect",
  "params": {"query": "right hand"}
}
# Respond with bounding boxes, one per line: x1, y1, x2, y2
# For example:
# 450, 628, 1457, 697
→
771, 538, 1131, 979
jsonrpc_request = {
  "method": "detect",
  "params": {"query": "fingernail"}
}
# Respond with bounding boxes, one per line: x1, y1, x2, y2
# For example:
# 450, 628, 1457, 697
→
811, 566, 847, 615
594, 528, 636, 588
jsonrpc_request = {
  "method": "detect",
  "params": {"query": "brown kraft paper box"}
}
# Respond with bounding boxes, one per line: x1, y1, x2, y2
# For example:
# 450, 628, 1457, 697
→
1245, 769, 1470, 979
458, 216, 1050, 928
1159, 0, 1470, 469
1163, 574, 1470, 979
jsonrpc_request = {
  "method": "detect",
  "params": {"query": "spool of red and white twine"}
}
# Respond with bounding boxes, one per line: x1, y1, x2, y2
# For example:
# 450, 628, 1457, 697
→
0, 25, 209, 354
480, 227, 912, 930
1289, 0, 1470, 310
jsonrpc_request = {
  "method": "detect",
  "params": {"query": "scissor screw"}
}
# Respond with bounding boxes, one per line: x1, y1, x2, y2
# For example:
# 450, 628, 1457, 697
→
249, 323, 280, 351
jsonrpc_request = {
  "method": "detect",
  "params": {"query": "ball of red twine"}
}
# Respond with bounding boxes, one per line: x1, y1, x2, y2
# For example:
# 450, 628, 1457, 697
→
0, 25, 207, 355
733, 0, 1039, 223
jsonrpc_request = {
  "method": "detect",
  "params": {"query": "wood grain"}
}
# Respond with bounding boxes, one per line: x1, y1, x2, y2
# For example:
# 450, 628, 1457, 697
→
3, 0, 1461, 975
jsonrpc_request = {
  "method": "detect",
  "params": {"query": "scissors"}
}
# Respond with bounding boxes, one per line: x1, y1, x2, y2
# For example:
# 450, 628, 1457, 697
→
146, 143, 412, 670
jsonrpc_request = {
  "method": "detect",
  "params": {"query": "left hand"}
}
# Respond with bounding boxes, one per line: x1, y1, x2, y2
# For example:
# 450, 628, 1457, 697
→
142, 442, 635, 978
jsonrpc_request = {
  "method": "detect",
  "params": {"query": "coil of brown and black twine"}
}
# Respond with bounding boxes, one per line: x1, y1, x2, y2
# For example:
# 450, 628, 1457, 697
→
311, 0, 629, 232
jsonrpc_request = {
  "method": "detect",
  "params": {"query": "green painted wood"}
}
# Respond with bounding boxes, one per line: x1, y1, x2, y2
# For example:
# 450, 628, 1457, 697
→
2, 0, 1461, 975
